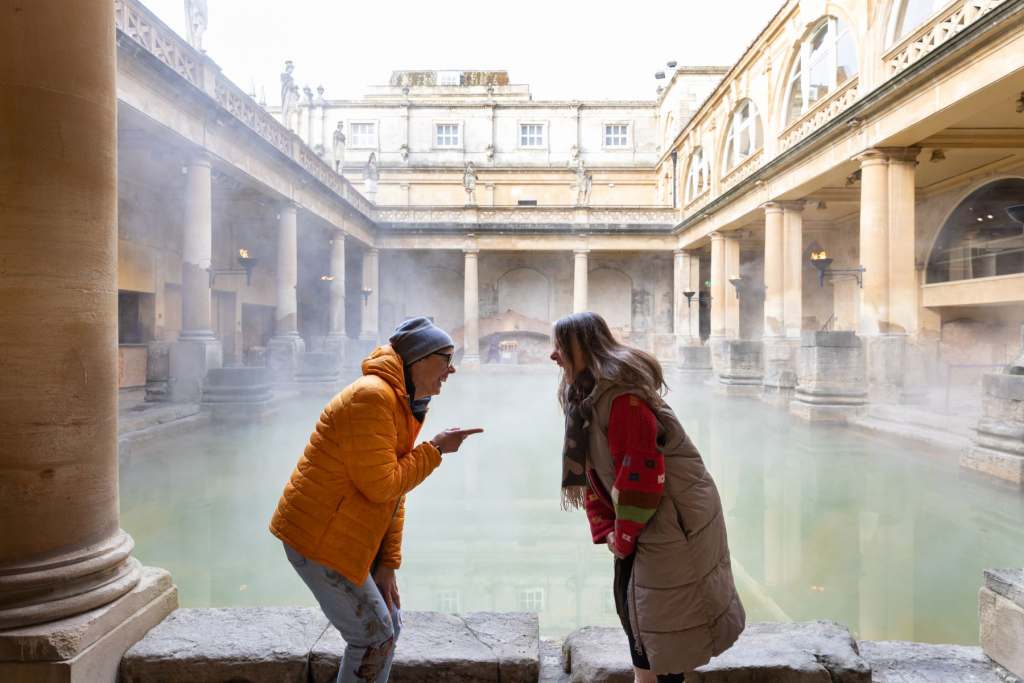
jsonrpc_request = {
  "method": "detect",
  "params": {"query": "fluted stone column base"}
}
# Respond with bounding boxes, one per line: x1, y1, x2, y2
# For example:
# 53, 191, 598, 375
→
202, 367, 276, 422
268, 334, 306, 382
0, 567, 177, 683
712, 340, 764, 397
169, 336, 222, 403
790, 331, 868, 423
963, 373, 1024, 486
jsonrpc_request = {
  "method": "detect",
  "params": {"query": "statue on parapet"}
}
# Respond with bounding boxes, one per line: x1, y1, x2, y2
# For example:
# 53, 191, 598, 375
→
280, 61, 299, 130
575, 159, 592, 206
463, 162, 478, 205
333, 122, 346, 172
364, 153, 380, 197
184, 0, 207, 51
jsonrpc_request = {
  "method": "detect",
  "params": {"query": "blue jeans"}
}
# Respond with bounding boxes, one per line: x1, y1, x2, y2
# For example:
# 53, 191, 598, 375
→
283, 542, 402, 683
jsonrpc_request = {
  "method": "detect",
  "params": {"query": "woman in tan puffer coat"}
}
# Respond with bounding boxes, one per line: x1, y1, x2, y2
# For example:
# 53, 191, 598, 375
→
551, 312, 745, 682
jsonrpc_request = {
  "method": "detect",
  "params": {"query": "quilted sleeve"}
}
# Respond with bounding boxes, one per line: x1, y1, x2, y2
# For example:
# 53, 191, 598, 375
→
340, 386, 442, 503
378, 495, 405, 569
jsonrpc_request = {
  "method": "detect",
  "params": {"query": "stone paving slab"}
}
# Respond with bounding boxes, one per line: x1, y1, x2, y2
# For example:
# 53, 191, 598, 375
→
860, 641, 1012, 682
119, 607, 329, 682
563, 621, 871, 683
309, 610, 539, 682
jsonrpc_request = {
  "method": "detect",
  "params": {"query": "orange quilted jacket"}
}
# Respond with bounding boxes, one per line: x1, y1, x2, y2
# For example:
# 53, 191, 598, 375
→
269, 345, 442, 584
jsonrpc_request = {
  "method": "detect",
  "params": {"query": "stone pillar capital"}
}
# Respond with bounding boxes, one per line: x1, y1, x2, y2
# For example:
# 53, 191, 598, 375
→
778, 200, 806, 213
574, 248, 591, 256
463, 247, 480, 256
185, 151, 212, 169
880, 146, 922, 165
854, 149, 890, 167
762, 201, 785, 214
710, 231, 726, 243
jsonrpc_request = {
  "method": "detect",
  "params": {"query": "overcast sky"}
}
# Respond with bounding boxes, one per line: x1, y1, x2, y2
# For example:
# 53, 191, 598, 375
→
144, 0, 783, 103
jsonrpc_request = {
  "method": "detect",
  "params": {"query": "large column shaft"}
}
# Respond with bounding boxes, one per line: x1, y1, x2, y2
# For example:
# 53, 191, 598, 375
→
573, 249, 589, 313
180, 154, 214, 339
763, 203, 785, 337
328, 230, 347, 336
783, 203, 804, 339
360, 248, 380, 341
0, 0, 141, 629
858, 151, 890, 336
275, 203, 300, 337
724, 235, 741, 338
710, 233, 727, 339
887, 149, 920, 336
463, 249, 481, 368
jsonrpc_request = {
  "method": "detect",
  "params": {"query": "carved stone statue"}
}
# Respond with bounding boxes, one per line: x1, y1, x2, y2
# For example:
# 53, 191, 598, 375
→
569, 144, 580, 164
485, 144, 495, 162
332, 122, 346, 172
463, 162, 478, 204
399, 143, 409, 162
280, 61, 299, 129
575, 159, 593, 206
364, 153, 379, 197
184, 0, 207, 51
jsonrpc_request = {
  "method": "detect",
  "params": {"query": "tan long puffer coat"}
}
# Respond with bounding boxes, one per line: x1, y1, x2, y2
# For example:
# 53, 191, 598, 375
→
587, 380, 745, 674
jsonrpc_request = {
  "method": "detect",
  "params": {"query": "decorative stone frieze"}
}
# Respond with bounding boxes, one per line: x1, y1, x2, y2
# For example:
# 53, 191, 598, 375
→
779, 78, 860, 152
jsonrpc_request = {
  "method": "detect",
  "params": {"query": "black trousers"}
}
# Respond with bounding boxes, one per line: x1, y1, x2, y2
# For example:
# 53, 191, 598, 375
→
613, 553, 687, 683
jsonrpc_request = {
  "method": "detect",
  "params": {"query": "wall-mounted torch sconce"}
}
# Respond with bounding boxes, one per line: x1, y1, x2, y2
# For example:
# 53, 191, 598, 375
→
729, 276, 765, 301
361, 287, 373, 304
810, 249, 865, 288
209, 248, 259, 287
683, 291, 696, 309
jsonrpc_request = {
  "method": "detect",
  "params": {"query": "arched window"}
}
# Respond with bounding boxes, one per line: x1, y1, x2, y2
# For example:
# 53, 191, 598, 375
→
887, 0, 952, 46
926, 179, 1024, 284
685, 147, 710, 204
784, 16, 858, 125
723, 100, 763, 171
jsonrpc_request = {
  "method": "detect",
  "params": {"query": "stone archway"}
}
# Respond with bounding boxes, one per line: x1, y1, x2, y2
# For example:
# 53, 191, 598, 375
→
497, 267, 551, 322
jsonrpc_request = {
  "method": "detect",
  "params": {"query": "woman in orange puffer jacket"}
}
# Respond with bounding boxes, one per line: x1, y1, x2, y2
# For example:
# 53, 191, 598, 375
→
270, 317, 482, 683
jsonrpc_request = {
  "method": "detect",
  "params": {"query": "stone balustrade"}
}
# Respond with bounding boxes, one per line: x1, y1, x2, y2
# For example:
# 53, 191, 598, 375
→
375, 205, 678, 231
778, 78, 860, 153
885, 0, 1011, 77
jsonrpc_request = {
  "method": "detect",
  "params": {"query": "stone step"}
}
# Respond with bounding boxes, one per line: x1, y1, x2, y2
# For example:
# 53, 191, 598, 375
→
866, 404, 977, 438
118, 401, 202, 435
119, 608, 539, 682
860, 641, 1017, 682
562, 621, 871, 682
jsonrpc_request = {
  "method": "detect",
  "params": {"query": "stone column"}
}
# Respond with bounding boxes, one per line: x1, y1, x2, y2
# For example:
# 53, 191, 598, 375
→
463, 249, 481, 370
857, 150, 890, 337
360, 247, 380, 342
573, 249, 589, 313
0, 0, 176, 676
169, 153, 223, 401
268, 202, 306, 380
783, 202, 804, 339
324, 228, 348, 358
724, 235, 741, 339
762, 203, 785, 337
674, 249, 701, 343
710, 232, 727, 340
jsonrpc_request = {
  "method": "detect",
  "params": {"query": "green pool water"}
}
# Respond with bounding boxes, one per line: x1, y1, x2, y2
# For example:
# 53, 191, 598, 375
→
119, 369, 1024, 642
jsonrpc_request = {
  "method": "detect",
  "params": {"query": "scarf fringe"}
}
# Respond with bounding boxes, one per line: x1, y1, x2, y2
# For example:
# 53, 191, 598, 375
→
561, 486, 587, 511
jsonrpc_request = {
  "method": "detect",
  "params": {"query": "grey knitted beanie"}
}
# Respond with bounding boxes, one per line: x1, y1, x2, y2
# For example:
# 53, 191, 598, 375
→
388, 317, 454, 365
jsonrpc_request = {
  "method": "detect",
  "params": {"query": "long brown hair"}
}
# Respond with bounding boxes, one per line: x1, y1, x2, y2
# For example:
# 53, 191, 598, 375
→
554, 312, 667, 412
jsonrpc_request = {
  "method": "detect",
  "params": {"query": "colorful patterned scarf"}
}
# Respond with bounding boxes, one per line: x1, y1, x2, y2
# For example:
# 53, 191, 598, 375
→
561, 370, 596, 510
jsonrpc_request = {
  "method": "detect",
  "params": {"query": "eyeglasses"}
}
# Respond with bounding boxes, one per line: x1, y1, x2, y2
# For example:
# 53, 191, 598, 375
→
432, 351, 454, 367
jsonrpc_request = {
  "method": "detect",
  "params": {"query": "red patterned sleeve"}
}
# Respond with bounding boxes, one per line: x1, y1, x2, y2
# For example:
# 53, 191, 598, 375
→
607, 394, 665, 556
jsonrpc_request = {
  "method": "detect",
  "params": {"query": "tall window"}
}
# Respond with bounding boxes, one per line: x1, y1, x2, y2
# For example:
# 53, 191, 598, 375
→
350, 122, 377, 148
784, 17, 858, 125
516, 588, 545, 612
519, 123, 545, 148
685, 147, 710, 203
604, 123, 629, 148
435, 123, 460, 148
723, 100, 763, 171
887, 0, 952, 46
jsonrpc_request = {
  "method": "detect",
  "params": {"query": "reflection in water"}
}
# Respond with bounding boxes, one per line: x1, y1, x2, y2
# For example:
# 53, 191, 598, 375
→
119, 369, 1024, 643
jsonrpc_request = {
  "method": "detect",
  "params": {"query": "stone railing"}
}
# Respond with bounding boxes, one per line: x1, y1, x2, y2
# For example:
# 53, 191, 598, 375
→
114, 0, 200, 87
779, 78, 860, 152
885, 0, 1009, 77
376, 205, 677, 228
721, 149, 765, 192
115, 0, 374, 220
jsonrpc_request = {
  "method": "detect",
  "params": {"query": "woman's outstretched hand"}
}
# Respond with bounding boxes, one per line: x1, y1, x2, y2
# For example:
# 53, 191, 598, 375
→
430, 427, 484, 455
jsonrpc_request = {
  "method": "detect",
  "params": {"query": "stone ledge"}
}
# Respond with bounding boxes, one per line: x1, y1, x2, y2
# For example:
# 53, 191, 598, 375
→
860, 640, 1011, 682
563, 621, 870, 683
119, 608, 539, 683
986, 569, 1024, 608
310, 611, 538, 682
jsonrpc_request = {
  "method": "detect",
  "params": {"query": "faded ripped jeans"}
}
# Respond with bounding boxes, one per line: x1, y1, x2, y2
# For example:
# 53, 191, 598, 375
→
284, 542, 402, 683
